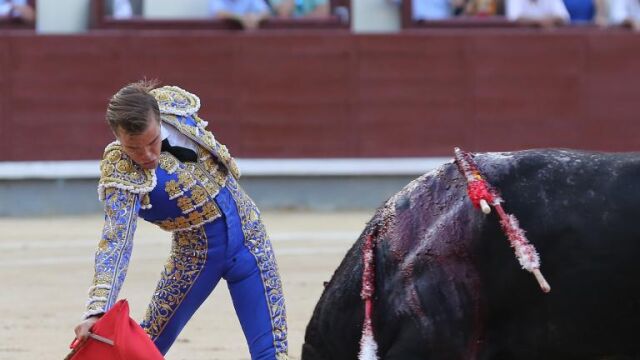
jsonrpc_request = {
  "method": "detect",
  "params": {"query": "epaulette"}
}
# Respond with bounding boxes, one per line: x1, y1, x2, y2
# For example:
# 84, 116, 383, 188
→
98, 142, 156, 206
150, 85, 201, 116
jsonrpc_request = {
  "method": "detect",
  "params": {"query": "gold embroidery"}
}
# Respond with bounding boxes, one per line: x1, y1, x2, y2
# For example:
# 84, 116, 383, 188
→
160, 219, 173, 229
218, 144, 230, 159
98, 238, 108, 252
227, 159, 240, 180
165, 180, 182, 200
106, 149, 121, 163
214, 170, 227, 186
159, 153, 179, 174
200, 153, 221, 175
196, 146, 211, 161
193, 114, 208, 128
141, 227, 208, 339
224, 176, 288, 356
184, 126, 197, 137
165, 258, 175, 273
153, 151, 230, 231
101, 162, 115, 177
203, 159, 218, 174
98, 142, 155, 200
92, 287, 109, 298
178, 171, 196, 190
116, 159, 132, 173
190, 165, 209, 184
191, 185, 207, 207
177, 196, 195, 214
153, 143, 232, 232
187, 211, 203, 224
141, 193, 151, 208
154, 201, 222, 232
202, 133, 215, 150
201, 202, 219, 218
175, 217, 189, 228
87, 188, 138, 316
150, 86, 201, 116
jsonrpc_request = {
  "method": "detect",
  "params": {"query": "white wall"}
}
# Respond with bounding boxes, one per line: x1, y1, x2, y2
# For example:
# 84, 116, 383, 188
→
352, 0, 401, 33
34, 0, 211, 33
143, 0, 210, 19
36, 0, 90, 33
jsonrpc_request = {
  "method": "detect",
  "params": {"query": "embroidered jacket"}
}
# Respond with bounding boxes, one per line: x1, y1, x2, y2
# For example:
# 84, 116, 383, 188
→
84, 86, 241, 319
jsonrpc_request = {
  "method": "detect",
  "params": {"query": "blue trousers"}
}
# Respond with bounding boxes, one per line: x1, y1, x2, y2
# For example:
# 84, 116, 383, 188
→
140, 187, 284, 359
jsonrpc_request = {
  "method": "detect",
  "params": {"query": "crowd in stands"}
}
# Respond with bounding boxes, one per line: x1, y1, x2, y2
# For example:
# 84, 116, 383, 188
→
111, 0, 330, 29
408, 0, 640, 29
0, 0, 34, 25
2, 0, 640, 30
108, 0, 640, 29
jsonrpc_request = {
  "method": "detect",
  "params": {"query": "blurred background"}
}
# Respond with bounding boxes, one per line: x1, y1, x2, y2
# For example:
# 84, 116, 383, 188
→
2, 0, 639, 216
1, 1, 639, 359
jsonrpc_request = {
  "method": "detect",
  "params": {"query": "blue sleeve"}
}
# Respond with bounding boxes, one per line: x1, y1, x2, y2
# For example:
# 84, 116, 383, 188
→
83, 187, 140, 319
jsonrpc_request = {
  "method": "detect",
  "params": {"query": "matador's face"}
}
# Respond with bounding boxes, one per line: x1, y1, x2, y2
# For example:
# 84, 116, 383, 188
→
117, 115, 162, 170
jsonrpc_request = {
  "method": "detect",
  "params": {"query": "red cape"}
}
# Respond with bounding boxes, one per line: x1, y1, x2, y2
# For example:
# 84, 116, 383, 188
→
66, 300, 164, 360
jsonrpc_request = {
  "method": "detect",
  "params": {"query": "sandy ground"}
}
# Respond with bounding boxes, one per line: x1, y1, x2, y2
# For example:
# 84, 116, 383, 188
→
0, 210, 373, 360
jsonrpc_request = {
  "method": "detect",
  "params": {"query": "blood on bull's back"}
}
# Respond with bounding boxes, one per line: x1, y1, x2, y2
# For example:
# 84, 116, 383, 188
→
302, 149, 640, 360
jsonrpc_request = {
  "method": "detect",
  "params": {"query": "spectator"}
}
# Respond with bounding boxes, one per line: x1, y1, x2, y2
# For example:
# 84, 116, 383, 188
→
112, 0, 133, 19
506, 0, 570, 27
563, 0, 596, 23
412, 0, 453, 20
210, 0, 271, 29
462, 0, 504, 15
0, 0, 35, 25
271, 0, 330, 19
106, 0, 142, 19
604, 0, 640, 28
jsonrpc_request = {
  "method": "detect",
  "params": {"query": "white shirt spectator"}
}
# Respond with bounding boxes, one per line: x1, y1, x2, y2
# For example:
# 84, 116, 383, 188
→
413, 0, 452, 20
112, 0, 133, 19
607, 0, 640, 24
506, 0, 570, 21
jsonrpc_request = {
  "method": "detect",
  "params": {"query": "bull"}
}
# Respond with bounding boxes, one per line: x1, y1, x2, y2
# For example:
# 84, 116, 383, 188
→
302, 149, 640, 360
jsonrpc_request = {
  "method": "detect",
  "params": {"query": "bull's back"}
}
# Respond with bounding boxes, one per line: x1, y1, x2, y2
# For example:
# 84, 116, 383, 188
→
303, 149, 640, 360
475, 150, 640, 359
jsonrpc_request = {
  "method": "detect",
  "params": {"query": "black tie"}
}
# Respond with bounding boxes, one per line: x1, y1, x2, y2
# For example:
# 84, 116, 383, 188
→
161, 139, 198, 163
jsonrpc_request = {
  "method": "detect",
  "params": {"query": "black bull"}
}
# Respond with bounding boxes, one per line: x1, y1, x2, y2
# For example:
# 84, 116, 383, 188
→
302, 150, 640, 360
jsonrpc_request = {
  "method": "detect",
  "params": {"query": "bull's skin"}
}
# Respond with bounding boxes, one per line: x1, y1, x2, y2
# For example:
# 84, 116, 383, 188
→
303, 149, 640, 360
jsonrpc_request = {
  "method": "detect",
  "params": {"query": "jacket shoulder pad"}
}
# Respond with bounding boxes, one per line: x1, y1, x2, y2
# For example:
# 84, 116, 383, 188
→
150, 85, 201, 116
98, 142, 156, 201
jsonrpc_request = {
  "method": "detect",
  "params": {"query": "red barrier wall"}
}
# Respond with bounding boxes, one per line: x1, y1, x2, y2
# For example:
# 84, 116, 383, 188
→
1, 29, 639, 161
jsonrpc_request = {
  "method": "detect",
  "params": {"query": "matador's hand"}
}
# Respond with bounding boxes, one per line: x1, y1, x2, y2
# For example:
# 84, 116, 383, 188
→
74, 315, 101, 343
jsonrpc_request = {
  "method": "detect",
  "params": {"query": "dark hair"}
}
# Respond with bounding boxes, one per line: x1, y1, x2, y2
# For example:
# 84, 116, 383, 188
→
106, 79, 161, 135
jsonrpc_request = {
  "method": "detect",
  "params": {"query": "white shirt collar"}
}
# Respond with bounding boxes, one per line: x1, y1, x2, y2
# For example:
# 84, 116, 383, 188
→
160, 123, 169, 141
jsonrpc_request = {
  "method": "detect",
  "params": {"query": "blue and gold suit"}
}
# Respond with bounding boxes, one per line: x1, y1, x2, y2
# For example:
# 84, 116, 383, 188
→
84, 86, 288, 359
